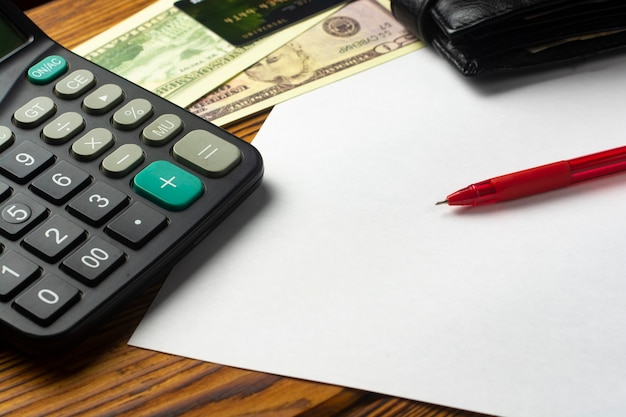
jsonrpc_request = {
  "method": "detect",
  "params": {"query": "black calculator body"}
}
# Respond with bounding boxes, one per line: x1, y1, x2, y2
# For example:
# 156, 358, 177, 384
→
0, 2, 263, 352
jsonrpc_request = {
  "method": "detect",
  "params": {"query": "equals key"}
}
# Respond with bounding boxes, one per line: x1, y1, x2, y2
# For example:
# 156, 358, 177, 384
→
173, 129, 242, 177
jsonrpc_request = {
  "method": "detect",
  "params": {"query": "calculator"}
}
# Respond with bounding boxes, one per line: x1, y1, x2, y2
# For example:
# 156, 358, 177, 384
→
0, 1, 263, 352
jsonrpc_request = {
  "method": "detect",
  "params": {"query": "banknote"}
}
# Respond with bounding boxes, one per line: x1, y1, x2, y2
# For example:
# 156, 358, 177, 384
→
73, 0, 342, 106
188, 0, 423, 126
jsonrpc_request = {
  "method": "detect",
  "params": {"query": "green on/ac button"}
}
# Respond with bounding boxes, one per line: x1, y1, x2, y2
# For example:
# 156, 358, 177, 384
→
133, 161, 204, 211
27, 55, 68, 85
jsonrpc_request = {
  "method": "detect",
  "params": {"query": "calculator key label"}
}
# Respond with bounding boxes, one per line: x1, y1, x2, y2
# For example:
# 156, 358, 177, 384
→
105, 202, 167, 248
101, 144, 144, 177
42, 112, 85, 144
13, 275, 80, 325
112, 98, 153, 130
2, 203, 31, 223
0, 194, 47, 239
23, 214, 86, 263
54, 69, 96, 99
13, 96, 56, 128
83, 84, 124, 114
0, 251, 40, 300
62, 237, 125, 285
68, 181, 128, 226
31, 160, 91, 204
27, 55, 68, 85
0, 141, 55, 183
133, 161, 203, 211
71, 128, 115, 161
173, 129, 242, 177
142, 114, 183, 146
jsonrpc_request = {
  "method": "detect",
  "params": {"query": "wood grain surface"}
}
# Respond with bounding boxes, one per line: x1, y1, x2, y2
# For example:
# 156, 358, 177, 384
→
0, 1, 493, 416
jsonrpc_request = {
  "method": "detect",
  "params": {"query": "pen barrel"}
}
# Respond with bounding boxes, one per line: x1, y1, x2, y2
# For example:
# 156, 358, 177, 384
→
569, 145, 626, 182
491, 161, 572, 201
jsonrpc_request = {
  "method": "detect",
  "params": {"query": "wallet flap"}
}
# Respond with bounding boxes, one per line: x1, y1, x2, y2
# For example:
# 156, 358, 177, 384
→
392, 0, 439, 42
430, 0, 568, 36
391, 0, 626, 76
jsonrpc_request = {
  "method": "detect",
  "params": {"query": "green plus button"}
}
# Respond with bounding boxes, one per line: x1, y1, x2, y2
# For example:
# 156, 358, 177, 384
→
132, 161, 204, 211
28, 55, 68, 85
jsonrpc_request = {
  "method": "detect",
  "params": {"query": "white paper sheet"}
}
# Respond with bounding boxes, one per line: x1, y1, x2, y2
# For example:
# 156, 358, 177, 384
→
130, 48, 626, 417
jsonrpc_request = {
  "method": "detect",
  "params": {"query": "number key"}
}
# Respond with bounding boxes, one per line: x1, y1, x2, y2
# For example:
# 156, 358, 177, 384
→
62, 237, 125, 285
31, 160, 91, 204
0, 141, 54, 184
0, 251, 40, 300
23, 214, 85, 263
13, 274, 80, 326
67, 181, 128, 226
0, 193, 47, 240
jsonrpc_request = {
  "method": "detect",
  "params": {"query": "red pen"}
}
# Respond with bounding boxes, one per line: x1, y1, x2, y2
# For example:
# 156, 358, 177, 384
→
436, 145, 626, 206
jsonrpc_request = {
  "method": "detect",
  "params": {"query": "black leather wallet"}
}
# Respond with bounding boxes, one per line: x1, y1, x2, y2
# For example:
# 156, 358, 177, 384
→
391, 0, 626, 76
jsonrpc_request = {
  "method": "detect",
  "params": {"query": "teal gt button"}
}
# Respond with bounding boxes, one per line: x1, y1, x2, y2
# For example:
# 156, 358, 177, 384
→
133, 161, 204, 211
28, 55, 68, 85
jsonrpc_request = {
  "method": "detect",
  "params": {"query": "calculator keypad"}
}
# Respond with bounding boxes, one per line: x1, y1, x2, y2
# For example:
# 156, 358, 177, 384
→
0, 47, 260, 350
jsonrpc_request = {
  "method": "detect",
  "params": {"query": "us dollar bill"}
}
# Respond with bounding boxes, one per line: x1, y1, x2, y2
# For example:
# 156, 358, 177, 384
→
73, 0, 341, 106
188, 0, 423, 126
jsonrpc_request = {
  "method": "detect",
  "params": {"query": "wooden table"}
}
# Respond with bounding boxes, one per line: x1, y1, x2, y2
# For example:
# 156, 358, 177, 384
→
0, 1, 491, 415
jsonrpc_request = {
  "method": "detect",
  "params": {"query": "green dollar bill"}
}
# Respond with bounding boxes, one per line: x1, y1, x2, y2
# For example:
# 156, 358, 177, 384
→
73, 0, 341, 106
188, 0, 423, 126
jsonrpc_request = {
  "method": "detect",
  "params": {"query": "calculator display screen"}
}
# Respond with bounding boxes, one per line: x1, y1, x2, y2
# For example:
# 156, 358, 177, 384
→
0, 12, 28, 60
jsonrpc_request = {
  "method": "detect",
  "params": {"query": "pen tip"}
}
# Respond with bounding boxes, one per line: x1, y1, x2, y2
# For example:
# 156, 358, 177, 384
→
435, 200, 448, 206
